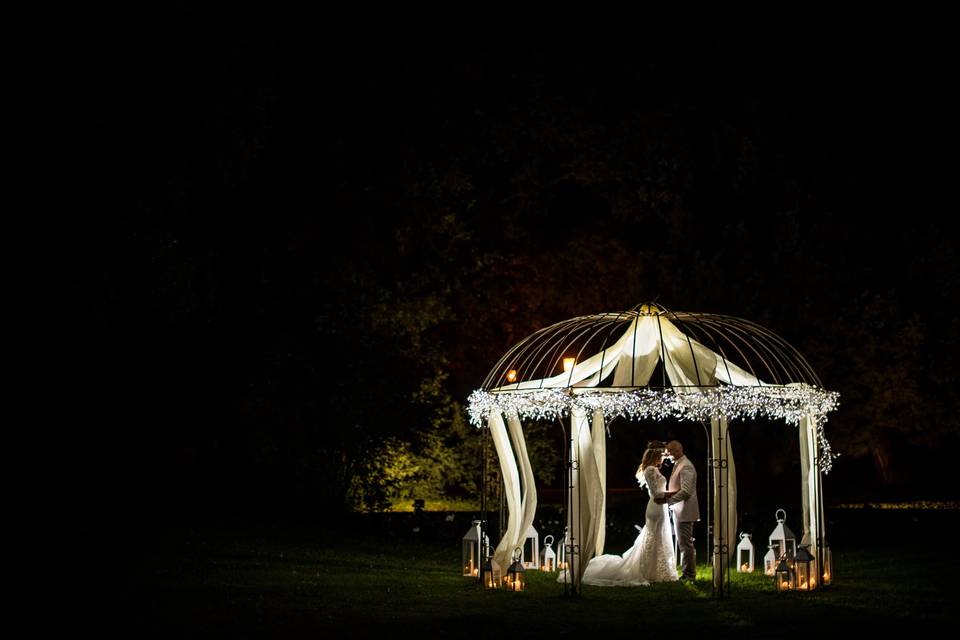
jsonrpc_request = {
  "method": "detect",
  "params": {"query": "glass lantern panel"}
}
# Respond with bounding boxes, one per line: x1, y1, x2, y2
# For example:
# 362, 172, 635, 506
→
795, 565, 809, 590
777, 572, 792, 591
463, 541, 478, 576
770, 540, 782, 559
523, 536, 539, 569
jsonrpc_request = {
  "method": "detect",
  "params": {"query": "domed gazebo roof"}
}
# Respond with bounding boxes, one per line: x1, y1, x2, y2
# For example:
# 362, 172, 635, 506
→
468, 303, 839, 469
481, 303, 824, 391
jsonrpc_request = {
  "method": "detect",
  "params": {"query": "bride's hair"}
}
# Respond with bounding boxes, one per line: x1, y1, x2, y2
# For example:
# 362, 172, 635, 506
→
639, 447, 663, 471
636, 447, 663, 487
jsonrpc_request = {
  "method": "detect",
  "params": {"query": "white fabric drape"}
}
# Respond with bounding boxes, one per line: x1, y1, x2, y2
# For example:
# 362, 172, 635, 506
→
491, 315, 767, 392
799, 412, 820, 551
611, 317, 660, 387
592, 409, 607, 556
506, 409, 537, 563
564, 406, 605, 586
662, 321, 718, 389
488, 412, 521, 578
497, 317, 641, 390
710, 416, 737, 589
488, 410, 538, 578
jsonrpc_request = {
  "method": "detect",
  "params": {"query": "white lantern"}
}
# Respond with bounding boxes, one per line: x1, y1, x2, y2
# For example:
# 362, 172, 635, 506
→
461, 519, 490, 577
768, 509, 797, 563
541, 534, 557, 572
736, 532, 755, 573
763, 545, 778, 576
522, 523, 539, 569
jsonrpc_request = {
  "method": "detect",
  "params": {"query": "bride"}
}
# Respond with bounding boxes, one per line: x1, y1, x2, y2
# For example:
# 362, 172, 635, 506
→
580, 445, 679, 586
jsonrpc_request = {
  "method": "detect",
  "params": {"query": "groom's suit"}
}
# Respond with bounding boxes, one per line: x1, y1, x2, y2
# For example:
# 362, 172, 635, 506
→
667, 455, 699, 579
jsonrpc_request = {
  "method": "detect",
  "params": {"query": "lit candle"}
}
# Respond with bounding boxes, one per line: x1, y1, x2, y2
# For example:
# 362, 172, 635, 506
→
563, 357, 576, 373
740, 563, 749, 572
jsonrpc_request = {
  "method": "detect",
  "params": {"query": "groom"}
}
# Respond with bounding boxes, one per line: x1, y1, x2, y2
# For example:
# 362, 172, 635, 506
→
656, 440, 699, 581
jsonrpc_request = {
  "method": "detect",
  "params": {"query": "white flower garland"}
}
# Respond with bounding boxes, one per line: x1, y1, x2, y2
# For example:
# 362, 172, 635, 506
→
467, 385, 840, 473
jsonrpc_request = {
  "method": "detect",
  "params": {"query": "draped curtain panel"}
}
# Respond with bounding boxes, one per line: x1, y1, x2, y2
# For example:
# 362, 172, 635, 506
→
592, 409, 607, 557
506, 409, 537, 563
799, 412, 821, 553
563, 406, 605, 586
710, 417, 737, 590
488, 412, 521, 578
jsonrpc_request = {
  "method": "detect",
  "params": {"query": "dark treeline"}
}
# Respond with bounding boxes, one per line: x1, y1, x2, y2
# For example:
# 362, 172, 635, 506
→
99, 34, 958, 526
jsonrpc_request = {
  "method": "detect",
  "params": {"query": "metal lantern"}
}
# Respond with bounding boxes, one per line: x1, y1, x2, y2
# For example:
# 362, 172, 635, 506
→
763, 545, 778, 576
821, 545, 833, 586
504, 547, 526, 592
541, 534, 557, 572
522, 524, 540, 569
768, 509, 797, 563
461, 520, 490, 577
482, 555, 498, 589
794, 546, 816, 591
736, 532, 755, 573
775, 556, 794, 592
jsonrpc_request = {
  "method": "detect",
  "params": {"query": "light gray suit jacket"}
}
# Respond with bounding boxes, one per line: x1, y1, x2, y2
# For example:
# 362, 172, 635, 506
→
667, 456, 700, 522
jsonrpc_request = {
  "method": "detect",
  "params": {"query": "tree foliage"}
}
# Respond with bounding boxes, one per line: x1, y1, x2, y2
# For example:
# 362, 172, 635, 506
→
109, 41, 959, 521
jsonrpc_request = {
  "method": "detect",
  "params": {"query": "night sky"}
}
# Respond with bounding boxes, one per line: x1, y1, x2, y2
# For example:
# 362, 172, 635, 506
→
94, 27, 958, 530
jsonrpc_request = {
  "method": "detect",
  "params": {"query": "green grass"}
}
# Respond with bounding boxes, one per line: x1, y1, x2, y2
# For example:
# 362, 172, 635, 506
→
134, 525, 958, 636
380, 499, 481, 512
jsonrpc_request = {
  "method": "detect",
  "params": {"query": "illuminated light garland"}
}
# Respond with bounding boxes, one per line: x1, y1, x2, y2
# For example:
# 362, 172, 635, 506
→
467, 385, 840, 473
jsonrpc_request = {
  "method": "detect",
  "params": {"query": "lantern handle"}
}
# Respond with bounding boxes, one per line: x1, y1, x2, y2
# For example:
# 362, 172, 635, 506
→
775, 508, 786, 523
512, 546, 523, 562
544, 534, 555, 546
740, 532, 751, 540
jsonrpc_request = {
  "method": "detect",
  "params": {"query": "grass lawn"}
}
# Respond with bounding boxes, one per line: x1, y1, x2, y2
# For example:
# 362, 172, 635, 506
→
130, 513, 958, 636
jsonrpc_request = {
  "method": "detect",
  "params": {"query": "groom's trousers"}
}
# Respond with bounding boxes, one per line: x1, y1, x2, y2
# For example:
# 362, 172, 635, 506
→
677, 521, 696, 579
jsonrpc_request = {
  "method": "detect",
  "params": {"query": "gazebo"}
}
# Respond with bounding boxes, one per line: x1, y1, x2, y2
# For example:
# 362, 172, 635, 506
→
467, 303, 839, 596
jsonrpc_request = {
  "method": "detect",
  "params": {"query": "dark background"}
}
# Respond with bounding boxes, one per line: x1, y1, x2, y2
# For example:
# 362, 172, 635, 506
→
91, 25, 958, 534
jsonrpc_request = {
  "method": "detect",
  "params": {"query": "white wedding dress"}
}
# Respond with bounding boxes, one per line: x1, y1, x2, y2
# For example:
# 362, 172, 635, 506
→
580, 465, 678, 586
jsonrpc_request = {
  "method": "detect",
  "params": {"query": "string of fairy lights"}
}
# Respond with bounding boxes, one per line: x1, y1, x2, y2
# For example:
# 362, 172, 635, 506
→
467, 385, 840, 472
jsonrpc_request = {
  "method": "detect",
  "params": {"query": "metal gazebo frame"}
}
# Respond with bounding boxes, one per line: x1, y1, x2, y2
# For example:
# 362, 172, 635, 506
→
473, 303, 838, 597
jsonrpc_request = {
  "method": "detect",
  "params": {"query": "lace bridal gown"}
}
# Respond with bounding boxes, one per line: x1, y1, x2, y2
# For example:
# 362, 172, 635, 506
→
580, 465, 678, 586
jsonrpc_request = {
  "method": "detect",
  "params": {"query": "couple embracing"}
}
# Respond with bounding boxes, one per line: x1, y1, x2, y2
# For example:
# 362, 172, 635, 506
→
582, 440, 699, 586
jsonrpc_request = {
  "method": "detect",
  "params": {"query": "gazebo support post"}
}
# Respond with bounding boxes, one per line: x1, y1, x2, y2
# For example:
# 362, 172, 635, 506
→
479, 424, 488, 587
564, 409, 581, 597
710, 416, 732, 597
